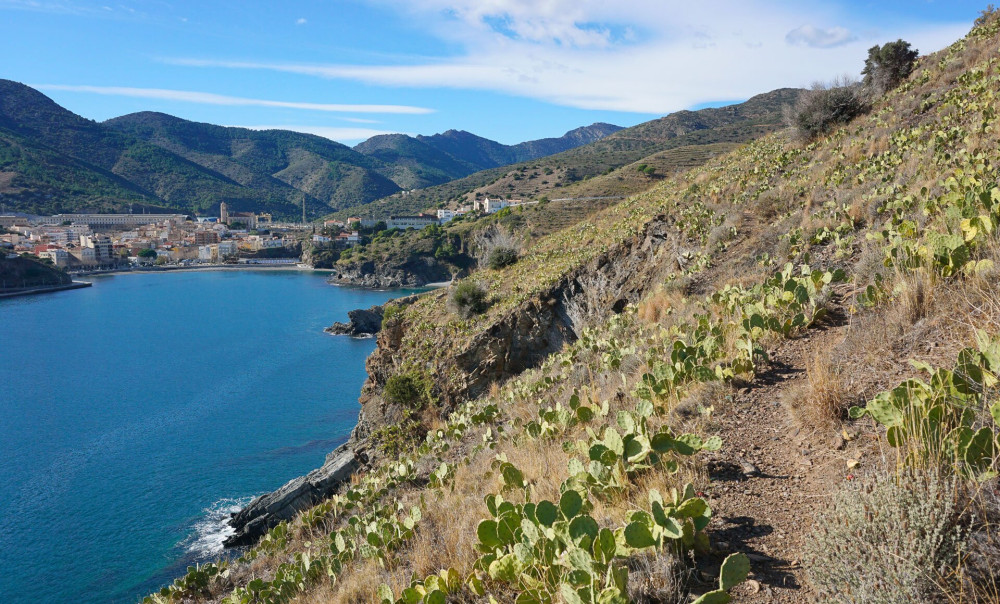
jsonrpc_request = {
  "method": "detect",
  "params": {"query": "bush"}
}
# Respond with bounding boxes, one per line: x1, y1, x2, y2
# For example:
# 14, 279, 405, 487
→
383, 371, 432, 409
474, 225, 522, 269
787, 78, 869, 141
804, 468, 967, 603
451, 280, 488, 317
487, 246, 518, 270
862, 39, 919, 97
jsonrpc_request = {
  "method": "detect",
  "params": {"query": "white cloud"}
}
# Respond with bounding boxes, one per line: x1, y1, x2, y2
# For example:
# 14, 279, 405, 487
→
785, 25, 856, 48
237, 125, 405, 143
167, 1, 972, 114
31, 84, 435, 114
296, 17, 306, 25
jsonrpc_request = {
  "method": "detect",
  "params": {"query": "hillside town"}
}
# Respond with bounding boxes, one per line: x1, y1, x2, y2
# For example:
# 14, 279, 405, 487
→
0, 204, 314, 271
0, 197, 533, 272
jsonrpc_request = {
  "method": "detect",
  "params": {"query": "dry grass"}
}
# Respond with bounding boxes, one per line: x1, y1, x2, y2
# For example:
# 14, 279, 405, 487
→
783, 348, 849, 435
637, 285, 685, 324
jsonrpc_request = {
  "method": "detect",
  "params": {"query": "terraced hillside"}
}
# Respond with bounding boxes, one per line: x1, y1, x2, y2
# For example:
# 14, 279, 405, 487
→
334, 89, 800, 220
149, 11, 1000, 604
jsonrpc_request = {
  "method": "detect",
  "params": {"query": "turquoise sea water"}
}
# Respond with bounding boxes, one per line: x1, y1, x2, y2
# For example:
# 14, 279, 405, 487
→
0, 270, 414, 603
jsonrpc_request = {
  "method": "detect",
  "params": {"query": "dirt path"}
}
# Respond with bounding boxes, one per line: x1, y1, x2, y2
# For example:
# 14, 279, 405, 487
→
703, 318, 869, 602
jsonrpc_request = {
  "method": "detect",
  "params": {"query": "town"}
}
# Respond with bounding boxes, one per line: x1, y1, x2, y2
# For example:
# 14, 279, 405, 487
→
0, 197, 531, 272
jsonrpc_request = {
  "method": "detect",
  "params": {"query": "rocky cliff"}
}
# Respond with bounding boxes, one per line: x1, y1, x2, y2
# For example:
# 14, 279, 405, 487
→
328, 256, 453, 289
226, 212, 682, 545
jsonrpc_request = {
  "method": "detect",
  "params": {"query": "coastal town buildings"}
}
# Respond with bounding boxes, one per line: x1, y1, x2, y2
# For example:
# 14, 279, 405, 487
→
386, 214, 439, 229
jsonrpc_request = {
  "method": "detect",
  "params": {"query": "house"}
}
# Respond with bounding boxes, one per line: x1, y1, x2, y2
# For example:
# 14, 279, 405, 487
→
335, 231, 360, 247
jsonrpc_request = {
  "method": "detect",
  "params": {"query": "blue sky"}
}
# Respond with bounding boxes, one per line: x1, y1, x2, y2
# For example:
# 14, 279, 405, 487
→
0, 0, 986, 146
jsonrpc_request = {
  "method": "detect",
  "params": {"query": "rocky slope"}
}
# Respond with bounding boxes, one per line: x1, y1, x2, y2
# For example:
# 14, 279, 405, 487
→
157, 14, 1000, 604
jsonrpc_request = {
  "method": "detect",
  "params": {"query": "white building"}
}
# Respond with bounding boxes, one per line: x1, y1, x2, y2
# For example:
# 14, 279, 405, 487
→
80, 234, 115, 265
436, 208, 468, 222
38, 248, 69, 267
217, 241, 238, 258
386, 215, 439, 230
38, 214, 186, 227
198, 245, 215, 261
474, 198, 514, 214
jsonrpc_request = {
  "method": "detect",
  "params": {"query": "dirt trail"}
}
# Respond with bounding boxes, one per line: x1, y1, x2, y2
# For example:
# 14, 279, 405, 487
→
704, 317, 870, 602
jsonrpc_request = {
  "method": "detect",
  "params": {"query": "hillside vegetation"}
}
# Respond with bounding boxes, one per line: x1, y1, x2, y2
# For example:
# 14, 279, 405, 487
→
336, 89, 799, 220
0, 82, 618, 219
150, 11, 1000, 604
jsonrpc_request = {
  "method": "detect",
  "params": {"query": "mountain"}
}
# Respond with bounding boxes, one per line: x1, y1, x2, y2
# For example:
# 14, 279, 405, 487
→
0, 81, 620, 219
333, 88, 801, 219
104, 111, 401, 215
353, 123, 622, 190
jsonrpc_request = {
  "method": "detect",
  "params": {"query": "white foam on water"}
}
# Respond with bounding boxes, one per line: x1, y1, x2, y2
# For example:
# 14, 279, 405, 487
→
183, 497, 253, 558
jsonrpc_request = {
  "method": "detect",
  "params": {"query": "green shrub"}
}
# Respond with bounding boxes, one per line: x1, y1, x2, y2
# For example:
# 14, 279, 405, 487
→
383, 371, 433, 409
804, 468, 967, 603
381, 303, 401, 323
788, 80, 869, 141
451, 280, 488, 317
487, 246, 518, 269
862, 39, 919, 96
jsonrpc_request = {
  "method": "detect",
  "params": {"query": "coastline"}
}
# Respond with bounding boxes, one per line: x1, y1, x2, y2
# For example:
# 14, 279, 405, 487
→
0, 281, 92, 299
70, 263, 332, 278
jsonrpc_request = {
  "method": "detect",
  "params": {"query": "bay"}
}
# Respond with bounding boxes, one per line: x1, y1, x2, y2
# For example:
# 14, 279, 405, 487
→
0, 269, 413, 603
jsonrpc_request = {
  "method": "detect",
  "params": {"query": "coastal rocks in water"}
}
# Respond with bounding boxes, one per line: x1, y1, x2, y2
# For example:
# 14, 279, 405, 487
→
325, 306, 383, 337
328, 257, 451, 289
224, 445, 358, 547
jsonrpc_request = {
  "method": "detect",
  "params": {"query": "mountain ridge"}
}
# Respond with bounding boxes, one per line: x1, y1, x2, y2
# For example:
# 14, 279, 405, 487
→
0, 80, 622, 218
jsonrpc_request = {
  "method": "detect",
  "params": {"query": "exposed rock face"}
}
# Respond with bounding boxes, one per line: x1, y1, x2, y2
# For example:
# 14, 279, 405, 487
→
225, 215, 680, 549
357, 214, 681, 435
328, 257, 451, 289
325, 306, 384, 337
225, 445, 359, 547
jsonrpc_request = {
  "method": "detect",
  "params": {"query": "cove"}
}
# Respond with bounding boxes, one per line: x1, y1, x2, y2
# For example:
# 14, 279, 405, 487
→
0, 270, 416, 603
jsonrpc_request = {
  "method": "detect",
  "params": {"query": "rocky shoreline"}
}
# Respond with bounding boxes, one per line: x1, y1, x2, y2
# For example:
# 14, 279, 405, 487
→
324, 305, 384, 337
327, 256, 452, 289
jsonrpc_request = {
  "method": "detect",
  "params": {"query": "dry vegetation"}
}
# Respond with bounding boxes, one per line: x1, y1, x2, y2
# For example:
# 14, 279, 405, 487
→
148, 10, 1000, 604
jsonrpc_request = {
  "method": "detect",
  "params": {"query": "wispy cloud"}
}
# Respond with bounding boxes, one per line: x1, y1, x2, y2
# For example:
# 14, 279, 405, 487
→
785, 25, 857, 48
236, 125, 405, 143
31, 84, 435, 114
165, 1, 970, 114
296, 17, 306, 25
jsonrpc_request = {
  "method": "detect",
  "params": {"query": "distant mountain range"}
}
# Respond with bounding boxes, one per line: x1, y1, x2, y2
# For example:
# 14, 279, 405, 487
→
336, 88, 802, 219
0, 79, 621, 219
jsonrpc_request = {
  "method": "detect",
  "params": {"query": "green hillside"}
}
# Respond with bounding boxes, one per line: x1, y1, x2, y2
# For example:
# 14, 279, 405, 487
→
0, 82, 620, 219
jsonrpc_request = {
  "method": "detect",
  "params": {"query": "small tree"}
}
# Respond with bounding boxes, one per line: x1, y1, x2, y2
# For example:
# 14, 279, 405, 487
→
862, 39, 919, 97
451, 280, 488, 318
787, 77, 868, 141
137, 248, 157, 259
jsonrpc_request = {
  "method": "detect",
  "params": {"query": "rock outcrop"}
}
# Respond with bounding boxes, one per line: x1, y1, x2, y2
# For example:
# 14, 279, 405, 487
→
325, 306, 384, 337
225, 444, 359, 547
328, 257, 451, 289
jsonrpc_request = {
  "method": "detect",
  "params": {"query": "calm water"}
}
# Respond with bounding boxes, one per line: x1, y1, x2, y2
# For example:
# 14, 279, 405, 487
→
0, 270, 414, 603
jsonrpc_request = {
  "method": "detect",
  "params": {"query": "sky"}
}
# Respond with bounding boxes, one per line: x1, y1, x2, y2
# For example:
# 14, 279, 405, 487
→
0, 0, 987, 146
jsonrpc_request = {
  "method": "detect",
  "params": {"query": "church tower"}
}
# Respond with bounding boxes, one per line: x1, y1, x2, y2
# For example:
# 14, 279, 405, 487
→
220, 202, 228, 224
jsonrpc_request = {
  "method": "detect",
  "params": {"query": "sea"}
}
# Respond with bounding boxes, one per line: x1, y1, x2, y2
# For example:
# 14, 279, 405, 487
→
0, 269, 418, 603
